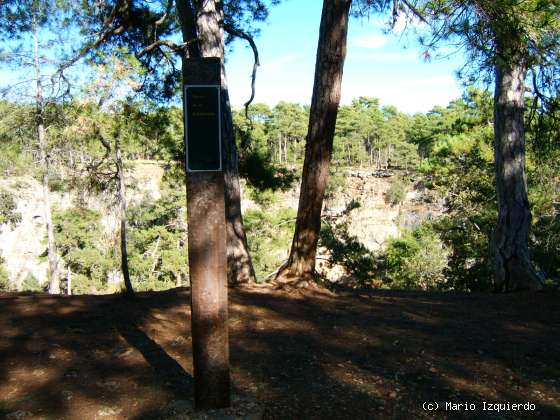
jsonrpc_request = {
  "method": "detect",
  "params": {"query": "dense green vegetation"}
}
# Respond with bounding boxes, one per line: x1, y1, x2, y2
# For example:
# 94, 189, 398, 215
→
0, 3, 558, 418
53, 207, 114, 294
0, 0, 556, 294
0, 257, 8, 291
127, 188, 188, 291
0, 189, 21, 226
0, 85, 558, 293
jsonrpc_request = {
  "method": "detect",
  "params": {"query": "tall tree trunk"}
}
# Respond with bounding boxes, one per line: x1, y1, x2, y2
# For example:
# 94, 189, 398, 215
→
67, 266, 72, 296
384, 148, 388, 170
175, 271, 182, 287
220, 72, 257, 284
177, 0, 256, 284
33, 15, 59, 294
276, 0, 351, 284
491, 42, 542, 292
116, 142, 135, 297
368, 134, 372, 167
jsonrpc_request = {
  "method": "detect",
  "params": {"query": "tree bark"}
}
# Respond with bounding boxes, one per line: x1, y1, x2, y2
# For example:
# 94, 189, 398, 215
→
491, 43, 542, 292
220, 70, 256, 284
176, 0, 255, 284
33, 15, 59, 294
276, 0, 351, 283
180, 0, 256, 285
175, 271, 182, 287
67, 266, 72, 296
116, 141, 135, 298
183, 57, 230, 411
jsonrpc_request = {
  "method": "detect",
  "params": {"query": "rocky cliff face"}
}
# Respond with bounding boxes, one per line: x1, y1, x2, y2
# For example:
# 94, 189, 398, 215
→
1, 162, 440, 290
340, 176, 442, 251
243, 173, 443, 251
0, 178, 71, 290
0, 161, 164, 291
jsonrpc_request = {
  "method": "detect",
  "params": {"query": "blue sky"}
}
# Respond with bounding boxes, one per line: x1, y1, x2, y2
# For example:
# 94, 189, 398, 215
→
226, 0, 467, 114
1, 0, 468, 114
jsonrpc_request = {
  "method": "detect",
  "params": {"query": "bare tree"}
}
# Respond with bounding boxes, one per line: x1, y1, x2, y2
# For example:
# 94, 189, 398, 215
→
32, 11, 60, 294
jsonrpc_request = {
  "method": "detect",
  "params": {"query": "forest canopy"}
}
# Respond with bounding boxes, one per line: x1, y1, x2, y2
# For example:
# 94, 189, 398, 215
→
0, 0, 558, 294
1, 85, 558, 293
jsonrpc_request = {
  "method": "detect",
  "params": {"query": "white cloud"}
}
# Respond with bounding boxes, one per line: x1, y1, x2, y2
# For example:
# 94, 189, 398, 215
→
348, 51, 419, 61
227, 43, 462, 114
229, 74, 461, 114
341, 75, 461, 114
352, 34, 387, 49
260, 54, 306, 72
393, 75, 457, 88
390, 13, 426, 34
228, 53, 315, 108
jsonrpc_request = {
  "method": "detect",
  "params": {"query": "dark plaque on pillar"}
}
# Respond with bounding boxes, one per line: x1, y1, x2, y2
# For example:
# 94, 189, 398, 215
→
185, 85, 222, 172
183, 57, 230, 409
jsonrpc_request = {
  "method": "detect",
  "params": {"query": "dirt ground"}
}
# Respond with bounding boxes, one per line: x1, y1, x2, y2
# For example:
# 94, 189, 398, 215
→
0, 286, 559, 419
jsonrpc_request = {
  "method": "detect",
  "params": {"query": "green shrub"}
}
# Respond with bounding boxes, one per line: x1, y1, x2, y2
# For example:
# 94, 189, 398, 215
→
53, 207, 115, 293
0, 257, 9, 291
244, 207, 296, 280
385, 177, 407, 206
319, 201, 378, 286
127, 189, 188, 291
543, 278, 559, 291
67, 271, 107, 295
246, 186, 278, 208
528, 164, 560, 280
239, 149, 296, 192
0, 144, 33, 177
0, 190, 22, 227
325, 169, 346, 198
384, 224, 450, 290
22, 273, 42, 292
48, 172, 67, 192
424, 143, 496, 291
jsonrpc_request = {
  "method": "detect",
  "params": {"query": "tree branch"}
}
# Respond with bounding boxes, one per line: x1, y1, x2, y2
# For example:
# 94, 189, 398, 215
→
155, 0, 174, 27
136, 39, 187, 57
92, 122, 112, 158
50, 0, 131, 89
149, 0, 175, 54
175, 0, 201, 57
399, 0, 428, 24
223, 23, 260, 118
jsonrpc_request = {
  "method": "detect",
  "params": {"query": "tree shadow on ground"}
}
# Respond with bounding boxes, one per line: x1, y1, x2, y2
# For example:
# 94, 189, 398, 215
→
0, 287, 559, 419
226, 287, 560, 419
0, 292, 192, 419
116, 321, 194, 397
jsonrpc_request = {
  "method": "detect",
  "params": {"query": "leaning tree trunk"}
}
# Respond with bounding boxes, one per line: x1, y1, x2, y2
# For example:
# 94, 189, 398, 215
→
178, 0, 256, 284
116, 142, 135, 298
491, 42, 542, 292
276, 0, 352, 284
33, 15, 59, 294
